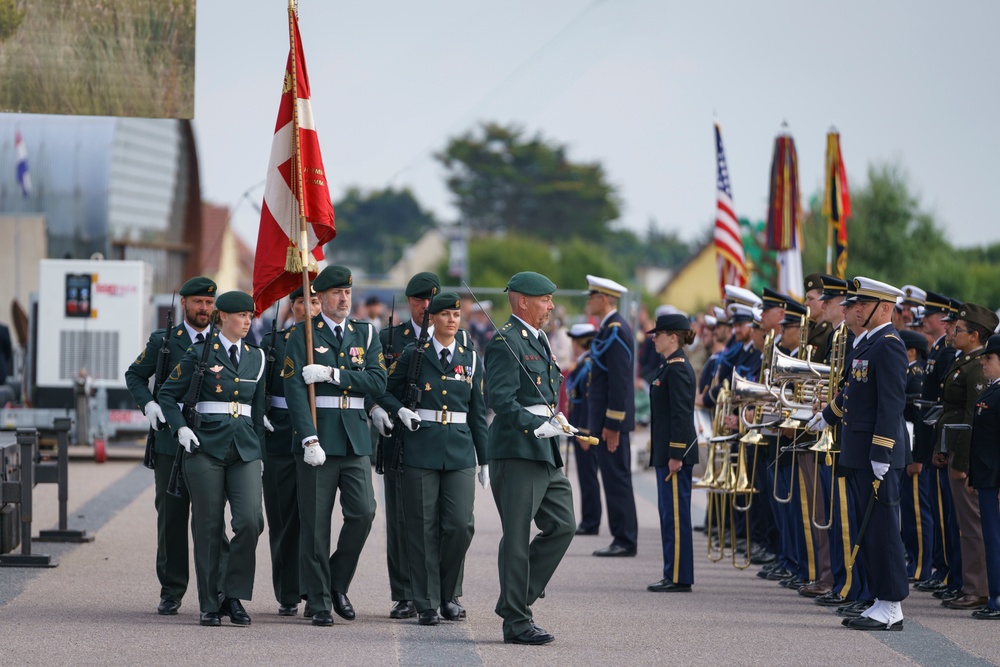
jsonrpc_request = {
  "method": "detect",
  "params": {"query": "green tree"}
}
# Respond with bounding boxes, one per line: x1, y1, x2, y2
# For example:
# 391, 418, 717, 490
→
325, 186, 437, 276
0, 0, 26, 42
436, 122, 620, 239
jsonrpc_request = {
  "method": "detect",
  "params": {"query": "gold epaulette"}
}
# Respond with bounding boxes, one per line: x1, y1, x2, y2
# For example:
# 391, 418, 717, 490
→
609, 322, 622, 328
667, 357, 685, 364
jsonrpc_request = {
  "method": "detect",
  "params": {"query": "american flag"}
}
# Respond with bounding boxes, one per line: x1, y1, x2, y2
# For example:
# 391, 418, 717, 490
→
713, 124, 747, 295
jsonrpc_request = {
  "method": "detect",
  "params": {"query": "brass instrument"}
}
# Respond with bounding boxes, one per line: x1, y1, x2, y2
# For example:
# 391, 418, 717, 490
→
700, 381, 730, 563
811, 321, 847, 530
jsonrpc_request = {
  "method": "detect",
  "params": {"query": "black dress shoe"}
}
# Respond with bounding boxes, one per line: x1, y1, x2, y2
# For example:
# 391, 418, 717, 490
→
199, 612, 221, 627
848, 617, 903, 631
390, 600, 416, 619
765, 567, 792, 581
418, 609, 440, 626
972, 607, 1000, 619
278, 604, 298, 617
780, 576, 809, 589
593, 544, 636, 557
575, 526, 599, 536
934, 588, 961, 601
311, 610, 334, 626
220, 598, 251, 626
440, 598, 466, 621
504, 626, 555, 645
814, 592, 847, 607
332, 591, 355, 620
647, 579, 692, 593
302, 606, 315, 618
836, 600, 872, 618
915, 578, 946, 592
157, 599, 181, 615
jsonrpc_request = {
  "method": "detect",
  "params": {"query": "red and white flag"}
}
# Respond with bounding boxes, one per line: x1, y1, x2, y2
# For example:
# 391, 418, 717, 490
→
713, 123, 748, 295
253, 9, 336, 316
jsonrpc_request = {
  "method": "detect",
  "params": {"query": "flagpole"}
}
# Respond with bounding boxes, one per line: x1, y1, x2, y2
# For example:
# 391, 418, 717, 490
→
825, 130, 834, 274
287, 0, 317, 426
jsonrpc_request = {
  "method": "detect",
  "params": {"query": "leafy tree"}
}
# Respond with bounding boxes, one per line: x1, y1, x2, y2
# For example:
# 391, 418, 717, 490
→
325, 186, 437, 277
0, 0, 26, 42
436, 122, 620, 239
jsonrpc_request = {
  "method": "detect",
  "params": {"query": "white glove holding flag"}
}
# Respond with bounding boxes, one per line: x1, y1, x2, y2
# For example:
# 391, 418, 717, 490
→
805, 412, 828, 433
177, 426, 200, 454
371, 406, 394, 437
303, 364, 340, 385
478, 464, 490, 489
871, 460, 889, 481
144, 401, 165, 430
263, 415, 274, 433
398, 408, 421, 431
303, 440, 326, 467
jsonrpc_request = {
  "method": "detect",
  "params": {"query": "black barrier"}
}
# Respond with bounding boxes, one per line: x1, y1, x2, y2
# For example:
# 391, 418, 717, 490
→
0, 429, 55, 567
35, 417, 93, 544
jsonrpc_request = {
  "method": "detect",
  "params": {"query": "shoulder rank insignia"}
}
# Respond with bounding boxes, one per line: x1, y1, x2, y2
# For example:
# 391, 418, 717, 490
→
318, 320, 324, 329
280, 358, 295, 379
404, 328, 411, 336
176, 329, 182, 336
521, 329, 528, 338
209, 365, 224, 373
315, 346, 329, 354
609, 322, 622, 328
168, 364, 182, 381
244, 344, 250, 351
347, 323, 355, 332
284, 332, 290, 340
135, 350, 146, 363
378, 352, 386, 371
388, 361, 397, 376
213, 343, 219, 350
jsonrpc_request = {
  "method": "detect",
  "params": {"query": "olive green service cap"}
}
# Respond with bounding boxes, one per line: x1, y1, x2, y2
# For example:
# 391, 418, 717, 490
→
427, 291, 463, 314
179, 276, 217, 297
405, 272, 441, 299
506, 272, 557, 296
314, 265, 353, 292
957, 302, 1000, 333
216, 291, 255, 313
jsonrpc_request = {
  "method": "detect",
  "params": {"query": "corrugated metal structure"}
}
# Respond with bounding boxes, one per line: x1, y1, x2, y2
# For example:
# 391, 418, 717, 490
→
0, 114, 202, 292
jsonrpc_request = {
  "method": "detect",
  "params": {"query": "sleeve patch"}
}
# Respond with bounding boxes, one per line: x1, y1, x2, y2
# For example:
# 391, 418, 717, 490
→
168, 363, 182, 381
606, 409, 626, 420
872, 435, 894, 449
280, 357, 295, 379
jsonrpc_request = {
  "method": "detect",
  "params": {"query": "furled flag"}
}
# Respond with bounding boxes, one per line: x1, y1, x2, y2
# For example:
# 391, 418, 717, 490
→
252, 7, 336, 317
15, 131, 32, 198
765, 123, 803, 301
713, 123, 748, 297
823, 130, 850, 279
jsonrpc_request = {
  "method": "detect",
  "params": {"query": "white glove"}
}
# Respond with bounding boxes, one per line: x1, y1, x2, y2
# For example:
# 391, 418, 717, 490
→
871, 460, 889, 481
263, 415, 274, 433
303, 441, 327, 466
805, 412, 828, 433
371, 406, 394, 438
553, 412, 579, 435
144, 401, 165, 430
177, 426, 200, 453
533, 418, 563, 439
398, 407, 421, 431
478, 464, 490, 489
302, 364, 337, 385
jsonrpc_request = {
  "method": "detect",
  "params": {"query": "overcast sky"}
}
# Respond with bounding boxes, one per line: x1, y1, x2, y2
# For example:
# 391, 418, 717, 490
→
193, 0, 1000, 255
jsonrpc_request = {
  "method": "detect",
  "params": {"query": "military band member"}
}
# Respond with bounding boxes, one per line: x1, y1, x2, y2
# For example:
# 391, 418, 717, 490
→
260, 284, 320, 617
158, 291, 266, 627
809, 277, 909, 631
898, 326, 932, 585
970, 334, 1000, 619
485, 271, 575, 645
124, 276, 217, 616
283, 265, 386, 627
377, 292, 488, 626
586, 274, 639, 557
645, 314, 698, 593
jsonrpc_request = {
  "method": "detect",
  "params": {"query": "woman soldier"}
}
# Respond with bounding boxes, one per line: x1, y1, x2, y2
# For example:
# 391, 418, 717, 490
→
159, 291, 266, 627
645, 313, 698, 593
378, 291, 488, 626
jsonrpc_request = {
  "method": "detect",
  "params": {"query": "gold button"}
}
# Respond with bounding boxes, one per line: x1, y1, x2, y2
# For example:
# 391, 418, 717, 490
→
234, 378, 239, 383
442, 390, 448, 395
441, 375, 447, 380
340, 352, 345, 357
442, 405, 447, 410
347, 386, 352, 390
233, 390, 239, 396
341, 366, 345, 369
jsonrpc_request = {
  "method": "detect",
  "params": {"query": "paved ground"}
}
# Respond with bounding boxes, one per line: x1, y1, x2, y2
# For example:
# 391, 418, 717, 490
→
2, 435, 999, 666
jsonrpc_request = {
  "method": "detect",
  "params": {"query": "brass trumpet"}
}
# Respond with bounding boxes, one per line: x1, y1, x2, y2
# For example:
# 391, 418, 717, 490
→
810, 321, 848, 530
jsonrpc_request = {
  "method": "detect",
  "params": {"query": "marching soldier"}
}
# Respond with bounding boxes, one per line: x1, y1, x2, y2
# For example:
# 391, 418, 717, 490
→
377, 291, 488, 626
158, 290, 266, 627
566, 323, 600, 535
485, 271, 575, 645
969, 334, 1000, 619
260, 284, 320, 616
124, 276, 217, 616
283, 265, 386, 627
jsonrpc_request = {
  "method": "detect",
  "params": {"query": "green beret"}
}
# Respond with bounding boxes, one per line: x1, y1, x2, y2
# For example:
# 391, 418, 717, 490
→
216, 291, 255, 313
405, 272, 440, 299
957, 302, 1000, 333
427, 291, 462, 314
289, 283, 315, 302
314, 265, 352, 292
505, 271, 556, 296
179, 276, 217, 297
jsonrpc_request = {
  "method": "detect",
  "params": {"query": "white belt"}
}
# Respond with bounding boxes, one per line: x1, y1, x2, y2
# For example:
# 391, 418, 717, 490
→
270, 396, 288, 409
196, 401, 252, 418
416, 408, 467, 425
524, 404, 554, 418
315, 396, 365, 410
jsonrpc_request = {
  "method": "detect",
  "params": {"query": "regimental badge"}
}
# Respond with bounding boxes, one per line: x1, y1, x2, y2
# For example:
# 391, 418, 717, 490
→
213, 343, 219, 350
176, 330, 182, 336
424, 382, 432, 392
522, 330, 528, 338
347, 323, 355, 332
976, 383, 985, 393
318, 321, 324, 328
280, 357, 295, 379
209, 365, 224, 373
315, 346, 329, 354
536, 375, 542, 385
168, 364, 182, 381
215, 384, 222, 393
404, 328, 410, 336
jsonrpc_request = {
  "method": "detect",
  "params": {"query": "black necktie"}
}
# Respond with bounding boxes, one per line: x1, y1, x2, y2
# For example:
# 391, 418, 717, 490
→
335, 325, 343, 344
538, 332, 551, 358
229, 345, 239, 367
440, 348, 450, 367
196, 333, 204, 343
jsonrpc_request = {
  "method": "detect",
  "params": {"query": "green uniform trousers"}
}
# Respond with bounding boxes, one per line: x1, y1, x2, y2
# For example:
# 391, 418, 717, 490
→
262, 453, 300, 606
153, 452, 189, 602
296, 454, 376, 612
401, 467, 476, 612
185, 448, 264, 613
490, 458, 575, 639
383, 465, 412, 601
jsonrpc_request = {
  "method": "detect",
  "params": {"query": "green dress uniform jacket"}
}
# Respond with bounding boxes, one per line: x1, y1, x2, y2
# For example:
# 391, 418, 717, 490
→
261, 328, 294, 456
283, 317, 386, 454
937, 348, 987, 473
805, 319, 833, 364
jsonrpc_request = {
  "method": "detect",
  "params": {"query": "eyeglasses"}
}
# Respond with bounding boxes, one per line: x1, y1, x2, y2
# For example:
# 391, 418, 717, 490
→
954, 327, 970, 335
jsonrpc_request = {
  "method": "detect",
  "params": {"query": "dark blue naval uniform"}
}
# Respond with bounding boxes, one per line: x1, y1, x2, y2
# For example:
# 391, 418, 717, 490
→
649, 348, 698, 585
900, 358, 932, 582
705, 340, 756, 409
588, 310, 638, 551
822, 323, 909, 603
970, 379, 1000, 612
567, 351, 600, 532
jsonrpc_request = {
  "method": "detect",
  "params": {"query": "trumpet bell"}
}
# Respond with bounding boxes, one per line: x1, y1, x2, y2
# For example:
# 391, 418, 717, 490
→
808, 429, 838, 453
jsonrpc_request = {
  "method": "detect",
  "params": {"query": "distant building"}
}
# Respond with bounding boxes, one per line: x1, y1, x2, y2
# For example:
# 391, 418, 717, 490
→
654, 240, 720, 314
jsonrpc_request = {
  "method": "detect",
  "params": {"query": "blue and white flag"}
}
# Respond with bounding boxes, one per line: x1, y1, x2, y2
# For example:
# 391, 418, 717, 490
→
15, 131, 31, 198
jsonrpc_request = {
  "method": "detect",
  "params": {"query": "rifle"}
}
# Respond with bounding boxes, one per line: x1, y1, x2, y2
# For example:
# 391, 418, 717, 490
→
375, 296, 395, 475
166, 315, 216, 498
391, 307, 430, 474
143, 294, 175, 470
264, 315, 278, 409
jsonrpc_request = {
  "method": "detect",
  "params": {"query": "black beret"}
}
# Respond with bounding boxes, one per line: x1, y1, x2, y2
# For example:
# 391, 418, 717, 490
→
216, 291, 255, 313
647, 313, 690, 335
506, 271, 557, 296
289, 283, 315, 302
179, 276, 217, 297
899, 329, 928, 355
405, 272, 440, 299
314, 265, 352, 292
427, 291, 463, 314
